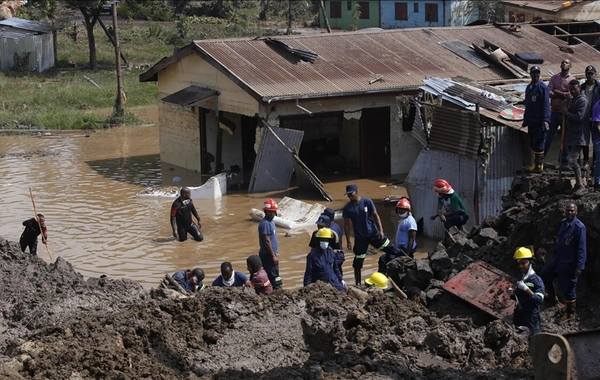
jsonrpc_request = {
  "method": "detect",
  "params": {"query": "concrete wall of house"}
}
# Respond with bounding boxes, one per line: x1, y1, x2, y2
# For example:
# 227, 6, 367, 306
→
380, 0, 453, 28
156, 53, 259, 171
157, 54, 259, 116
158, 102, 201, 172
320, 0, 380, 30
261, 95, 421, 176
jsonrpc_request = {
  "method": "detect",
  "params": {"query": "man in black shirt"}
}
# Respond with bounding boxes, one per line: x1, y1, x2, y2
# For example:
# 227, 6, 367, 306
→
170, 187, 203, 242
20, 213, 47, 255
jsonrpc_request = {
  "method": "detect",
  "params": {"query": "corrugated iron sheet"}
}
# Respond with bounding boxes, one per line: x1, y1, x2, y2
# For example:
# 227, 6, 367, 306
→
248, 126, 304, 193
0, 17, 59, 33
1, 32, 54, 72
142, 24, 600, 100
161, 86, 217, 107
502, 0, 581, 12
439, 40, 490, 68
428, 105, 482, 157
412, 102, 428, 148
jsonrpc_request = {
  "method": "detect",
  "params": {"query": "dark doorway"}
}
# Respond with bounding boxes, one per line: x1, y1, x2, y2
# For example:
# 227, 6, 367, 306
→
360, 107, 390, 177
241, 115, 258, 171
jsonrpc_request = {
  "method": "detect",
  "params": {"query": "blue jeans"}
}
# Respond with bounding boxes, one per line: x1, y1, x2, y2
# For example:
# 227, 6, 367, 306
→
544, 112, 568, 164
594, 138, 600, 185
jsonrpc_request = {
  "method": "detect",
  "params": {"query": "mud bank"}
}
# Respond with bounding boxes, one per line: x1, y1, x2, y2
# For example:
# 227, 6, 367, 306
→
1, 169, 598, 379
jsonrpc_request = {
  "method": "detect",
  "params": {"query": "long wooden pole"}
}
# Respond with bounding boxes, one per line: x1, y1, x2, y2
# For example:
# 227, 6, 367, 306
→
29, 188, 53, 261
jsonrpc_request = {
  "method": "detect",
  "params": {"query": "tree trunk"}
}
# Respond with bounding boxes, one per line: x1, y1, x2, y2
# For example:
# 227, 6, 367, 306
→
86, 22, 97, 70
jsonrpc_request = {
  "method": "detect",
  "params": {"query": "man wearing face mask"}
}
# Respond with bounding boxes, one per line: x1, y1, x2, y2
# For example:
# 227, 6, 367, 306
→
303, 228, 345, 291
378, 198, 415, 273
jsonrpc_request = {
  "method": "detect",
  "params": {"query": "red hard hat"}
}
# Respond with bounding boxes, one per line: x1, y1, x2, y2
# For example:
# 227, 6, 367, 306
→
433, 179, 452, 194
263, 198, 278, 211
396, 198, 411, 211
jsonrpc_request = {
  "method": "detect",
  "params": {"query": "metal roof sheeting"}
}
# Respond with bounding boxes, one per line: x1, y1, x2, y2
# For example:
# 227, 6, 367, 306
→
501, 0, 587, 13
141, 24, 600, 101
428, 105, 482, 157
0, 17, 59, 33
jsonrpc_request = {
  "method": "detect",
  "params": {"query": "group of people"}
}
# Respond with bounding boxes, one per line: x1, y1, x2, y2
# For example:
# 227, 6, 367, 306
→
523, 59, 600, 192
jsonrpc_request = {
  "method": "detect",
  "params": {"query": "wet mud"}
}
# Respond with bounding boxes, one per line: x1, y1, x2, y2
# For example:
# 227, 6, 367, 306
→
1, 167, 599, 379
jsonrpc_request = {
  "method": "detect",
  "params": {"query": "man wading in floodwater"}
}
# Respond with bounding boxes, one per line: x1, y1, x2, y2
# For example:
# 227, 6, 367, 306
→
170, 187, 204, 242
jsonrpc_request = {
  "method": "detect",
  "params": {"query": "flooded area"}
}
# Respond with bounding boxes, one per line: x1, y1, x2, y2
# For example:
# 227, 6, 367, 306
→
0, 125, 435, 288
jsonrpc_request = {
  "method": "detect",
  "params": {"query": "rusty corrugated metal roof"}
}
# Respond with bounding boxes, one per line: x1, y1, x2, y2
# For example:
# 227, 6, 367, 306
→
0, 17, 59, 33
160, 86, 217, 107
428, 105, 482, 157
502, 0, 588, 13
141, 24, 600, 102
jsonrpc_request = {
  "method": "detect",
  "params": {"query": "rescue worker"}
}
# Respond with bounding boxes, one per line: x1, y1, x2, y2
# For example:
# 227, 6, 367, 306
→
303, 228, 345, 291
20, 213, 47, 255
170, 187, 203, 242
579, 65, 600, 171
212, 262, 250, 287
364, 272, 390, 290
308, 214, 345, 282
522, 65, 550, 173
343, 184, 401, 287
323, 208, 345, 278
540, 202, 587, 321
378, 198, 415, 273
172, 268, 205, 293
430, 179, 469, 230
258, 198, 282, 289
511, 247, 545, 336
246, 255, 273, 294
563, 79, 589, 192
546, 58, 576, 167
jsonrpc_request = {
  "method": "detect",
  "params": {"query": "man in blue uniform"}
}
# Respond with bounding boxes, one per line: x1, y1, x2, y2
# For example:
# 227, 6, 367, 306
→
258, 198, 282, 289
540, 202, 587, 321
212, 262, 250, 287
522, 65, 551, 173
511, 247, 545, 336
343, 184, 400, 287
304, 228, 345, 291
309, 213, 345, 283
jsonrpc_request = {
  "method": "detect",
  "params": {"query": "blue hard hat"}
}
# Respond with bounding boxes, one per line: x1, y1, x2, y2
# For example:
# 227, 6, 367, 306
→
529, 66, 541, 73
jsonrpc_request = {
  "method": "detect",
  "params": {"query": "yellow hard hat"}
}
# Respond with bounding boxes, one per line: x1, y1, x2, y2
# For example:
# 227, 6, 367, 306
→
365, 272, 389, 289
514, 247, 533, 260
316, 228, 333, 239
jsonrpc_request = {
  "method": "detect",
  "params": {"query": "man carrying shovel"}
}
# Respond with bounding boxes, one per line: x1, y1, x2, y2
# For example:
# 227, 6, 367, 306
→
20, 213, 47, 255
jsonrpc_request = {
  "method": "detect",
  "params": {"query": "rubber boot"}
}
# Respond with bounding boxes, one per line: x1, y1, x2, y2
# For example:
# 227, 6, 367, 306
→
354, 268, 361, 287
561, 299, 576, 321
533, 152, 544, 173
572, 177, 586, 195
524, 151, 536, 172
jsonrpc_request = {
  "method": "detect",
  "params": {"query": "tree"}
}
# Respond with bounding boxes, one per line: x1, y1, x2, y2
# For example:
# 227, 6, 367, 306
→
467, 0, 505, 23
64, 0, 109, 70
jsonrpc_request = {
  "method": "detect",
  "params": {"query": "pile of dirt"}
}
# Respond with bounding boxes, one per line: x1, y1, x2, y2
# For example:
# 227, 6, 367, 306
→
386, 168, 600, 331
0, 236, 532, 379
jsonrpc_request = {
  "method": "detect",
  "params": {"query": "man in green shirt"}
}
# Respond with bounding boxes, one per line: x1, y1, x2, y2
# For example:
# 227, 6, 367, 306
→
430, 179, 469, 230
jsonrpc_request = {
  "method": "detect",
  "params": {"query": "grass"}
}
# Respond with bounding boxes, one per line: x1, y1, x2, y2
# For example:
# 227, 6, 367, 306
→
0, 14, 279, 130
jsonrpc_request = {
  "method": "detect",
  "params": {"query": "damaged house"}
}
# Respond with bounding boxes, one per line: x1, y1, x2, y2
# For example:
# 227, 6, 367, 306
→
140, 23, 600, 196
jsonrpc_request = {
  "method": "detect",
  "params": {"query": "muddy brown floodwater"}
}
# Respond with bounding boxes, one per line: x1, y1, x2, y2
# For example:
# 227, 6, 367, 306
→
0, 125, 436, 289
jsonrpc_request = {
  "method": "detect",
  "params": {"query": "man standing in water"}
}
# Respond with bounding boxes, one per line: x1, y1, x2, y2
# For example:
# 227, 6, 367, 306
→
258, 198, 282, 289
170, 187, 204, 242
343, 184, 400, 286
20, 213, 47, 255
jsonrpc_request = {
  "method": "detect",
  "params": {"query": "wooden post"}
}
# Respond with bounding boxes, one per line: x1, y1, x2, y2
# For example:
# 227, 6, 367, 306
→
112, 2, 124, 113
216, 112, 224, 175
319, 0, 332, 33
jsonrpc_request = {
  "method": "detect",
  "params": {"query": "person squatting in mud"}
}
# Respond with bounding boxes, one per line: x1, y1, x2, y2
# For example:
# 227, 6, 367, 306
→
258, 199, 282, 289
343, 184, 401, 286
563, 79, 589, 192
378, 197, 417, 273
303, 227, 345, 291
510, 247, 545, 337
308, 213, 345, 283
20, 213, 47, 255
172, 268, 205, 293
430, 179, 469, 230
540, 202, 587, 321
212, 261, 250, 288
246, 255, 273, 294
170, 187, 204, 242
522, 65, 550, 173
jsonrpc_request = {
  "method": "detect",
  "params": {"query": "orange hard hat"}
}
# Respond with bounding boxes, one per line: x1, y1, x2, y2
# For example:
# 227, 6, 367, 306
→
433, 179, 453, 194
396, 198, 411, 211
263, 198, 278, 211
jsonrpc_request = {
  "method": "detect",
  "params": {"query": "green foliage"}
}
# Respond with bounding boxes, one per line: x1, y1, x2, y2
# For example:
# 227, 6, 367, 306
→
118, 0, 174, 21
